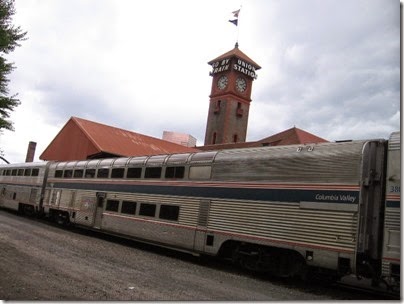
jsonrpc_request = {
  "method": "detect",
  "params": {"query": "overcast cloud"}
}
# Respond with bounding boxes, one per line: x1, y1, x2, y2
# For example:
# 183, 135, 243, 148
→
0, 0, 400, 163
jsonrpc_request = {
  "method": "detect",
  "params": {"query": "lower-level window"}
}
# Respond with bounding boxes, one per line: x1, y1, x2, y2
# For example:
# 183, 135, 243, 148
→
139, 203, 156, 217
159, 205, 179, 221
106, 199, 119, 212
121, 201, 137, 215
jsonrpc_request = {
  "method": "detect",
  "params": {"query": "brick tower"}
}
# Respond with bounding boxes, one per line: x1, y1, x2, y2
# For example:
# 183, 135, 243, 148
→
204, 43, 261, 145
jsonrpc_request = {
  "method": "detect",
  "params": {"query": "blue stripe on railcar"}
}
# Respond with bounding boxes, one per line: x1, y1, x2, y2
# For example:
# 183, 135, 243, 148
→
52, 182, 359, 205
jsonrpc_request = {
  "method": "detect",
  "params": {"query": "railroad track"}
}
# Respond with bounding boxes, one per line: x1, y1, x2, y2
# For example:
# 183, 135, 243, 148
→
336, 277, 400, 300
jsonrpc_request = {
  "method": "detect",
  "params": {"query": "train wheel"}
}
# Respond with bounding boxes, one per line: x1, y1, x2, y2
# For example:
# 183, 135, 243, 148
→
54, 211, 70, 226
232, 243, 306, 277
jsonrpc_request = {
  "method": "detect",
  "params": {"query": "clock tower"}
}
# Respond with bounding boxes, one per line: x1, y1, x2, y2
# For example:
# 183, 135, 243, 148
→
204, 43, 261, 145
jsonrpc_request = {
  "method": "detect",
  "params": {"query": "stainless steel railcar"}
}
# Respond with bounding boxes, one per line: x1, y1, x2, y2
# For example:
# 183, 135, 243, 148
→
0, 133, 400, 291
0, 161, 49, 215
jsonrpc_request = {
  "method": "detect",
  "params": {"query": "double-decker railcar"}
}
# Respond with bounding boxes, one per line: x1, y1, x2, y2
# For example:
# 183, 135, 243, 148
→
0, 132, 400, 292
0, 161, 49, 215
381, 131, 400, 290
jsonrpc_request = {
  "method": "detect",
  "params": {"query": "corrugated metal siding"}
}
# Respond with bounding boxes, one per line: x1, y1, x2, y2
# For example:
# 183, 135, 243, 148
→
208, 199, 357, 251
212, 141, 365, 183
388, 132, 400, 151
103, 192, 200, 227
384, 208, 400, 230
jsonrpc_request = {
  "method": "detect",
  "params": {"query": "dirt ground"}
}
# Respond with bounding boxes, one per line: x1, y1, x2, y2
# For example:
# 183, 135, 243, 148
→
0, 209, 379, 301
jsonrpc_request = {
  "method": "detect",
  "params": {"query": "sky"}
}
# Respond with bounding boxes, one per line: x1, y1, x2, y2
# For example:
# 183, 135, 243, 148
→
0, 0, 400, 163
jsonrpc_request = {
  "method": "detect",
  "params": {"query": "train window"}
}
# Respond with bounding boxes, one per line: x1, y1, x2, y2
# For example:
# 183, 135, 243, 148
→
139, 203, 156, 217
17, 169, 24, 176
165, 166, 185, 179
121, 201, 137, 215
111, 168, 125, 178
97, 168, 109, 178
5, 169, 11, 176
85, 169, 96, 178
55, 170, 63, 178
127, 167, 142, 178
189, 166, 211, 180
31, 168, 39, 176
11, 169, 17, 176
159, 205, 179, 221
145, 167, 162, 179
63, 170, 73, 178
105, 199, 119, 212
73, 169, 84, 178
24, 169, 31, 176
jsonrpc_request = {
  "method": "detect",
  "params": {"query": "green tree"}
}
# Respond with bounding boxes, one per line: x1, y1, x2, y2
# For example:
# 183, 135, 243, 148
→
0, 0, 26, 131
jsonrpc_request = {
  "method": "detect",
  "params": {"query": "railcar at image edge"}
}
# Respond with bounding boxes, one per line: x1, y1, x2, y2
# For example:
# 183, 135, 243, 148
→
0, 131, 400, 294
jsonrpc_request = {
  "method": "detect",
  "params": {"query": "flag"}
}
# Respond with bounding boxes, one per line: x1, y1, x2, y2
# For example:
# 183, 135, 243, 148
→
229, 19, 238, 26
229, 8, 240, 26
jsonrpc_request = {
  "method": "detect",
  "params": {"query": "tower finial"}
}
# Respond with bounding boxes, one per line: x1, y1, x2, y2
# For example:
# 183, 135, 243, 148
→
235, 41, 239, 48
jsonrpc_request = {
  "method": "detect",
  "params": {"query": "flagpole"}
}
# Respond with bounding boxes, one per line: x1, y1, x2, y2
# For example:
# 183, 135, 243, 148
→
237, 5, 242, 45
229, 6, 242, 47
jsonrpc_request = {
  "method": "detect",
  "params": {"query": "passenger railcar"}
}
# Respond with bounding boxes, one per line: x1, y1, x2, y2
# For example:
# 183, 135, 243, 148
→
0, 132, 400, 292
0, 161, 49, 215
381, 132, 400, 289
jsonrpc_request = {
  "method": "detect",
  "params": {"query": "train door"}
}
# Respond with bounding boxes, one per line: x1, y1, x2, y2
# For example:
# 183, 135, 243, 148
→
356, 140, 386, 274
193, 199, 211, 252
93, 192, 106, 229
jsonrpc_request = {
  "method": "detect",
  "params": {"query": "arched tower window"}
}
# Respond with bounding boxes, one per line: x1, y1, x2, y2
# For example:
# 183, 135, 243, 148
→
233, 134, 238, 143
212, 132, 217, 144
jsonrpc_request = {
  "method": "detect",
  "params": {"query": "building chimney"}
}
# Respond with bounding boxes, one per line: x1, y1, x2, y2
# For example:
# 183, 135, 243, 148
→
25, 141, 37, 162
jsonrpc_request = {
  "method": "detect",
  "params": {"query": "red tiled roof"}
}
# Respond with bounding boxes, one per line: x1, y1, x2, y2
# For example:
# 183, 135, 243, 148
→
208, 44, 261, 70
40, 117, 199, 161
198, 127, 328, 151
257, 127, 328, 146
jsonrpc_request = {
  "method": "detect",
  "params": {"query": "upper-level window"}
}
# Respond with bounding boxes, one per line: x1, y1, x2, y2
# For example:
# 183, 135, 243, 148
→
111, 168, 125, 178
73, 169, 84, 178
165, 166, 185, 179
11, 169, 17, 176
17, 169, 24, 176
64, 170, 73, 178
55, 170, 63, 178
24, 169, 31, 176
127, 167, 142, 178
145, 167, 162, 179
32, 168, 39, 176
97, 168, 109, 178
85, 169, 96, 178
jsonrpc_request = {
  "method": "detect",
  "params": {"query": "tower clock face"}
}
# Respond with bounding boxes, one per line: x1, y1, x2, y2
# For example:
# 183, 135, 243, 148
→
217, 75, 228, 90
236, 77, 247, 92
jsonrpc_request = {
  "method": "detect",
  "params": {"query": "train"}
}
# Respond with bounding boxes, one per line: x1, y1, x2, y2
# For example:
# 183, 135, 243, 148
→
0, 131, 400, 293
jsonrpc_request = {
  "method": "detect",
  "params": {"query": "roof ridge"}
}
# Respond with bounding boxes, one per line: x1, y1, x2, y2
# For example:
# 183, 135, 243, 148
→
72, 117, 103, 151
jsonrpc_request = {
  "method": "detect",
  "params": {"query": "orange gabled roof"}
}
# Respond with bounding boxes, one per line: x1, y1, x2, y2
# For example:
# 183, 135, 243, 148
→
258, 127, 328, 146
40, 117, 199, 161
208, 43, 261, 70
72, 117, 199, 157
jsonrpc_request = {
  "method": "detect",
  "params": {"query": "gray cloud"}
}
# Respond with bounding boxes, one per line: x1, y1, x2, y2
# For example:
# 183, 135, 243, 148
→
0, 0, 400, 163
